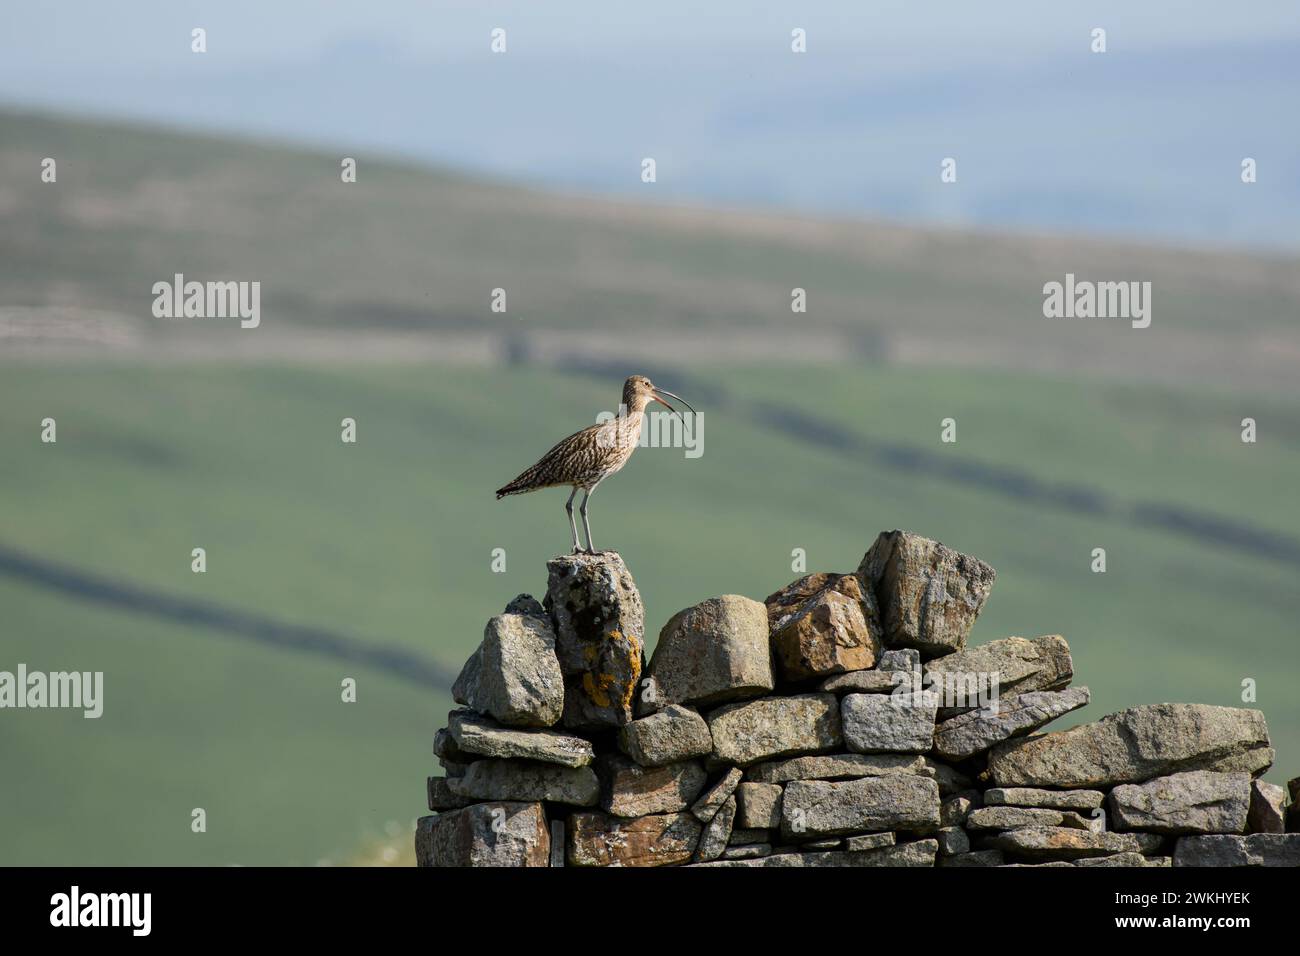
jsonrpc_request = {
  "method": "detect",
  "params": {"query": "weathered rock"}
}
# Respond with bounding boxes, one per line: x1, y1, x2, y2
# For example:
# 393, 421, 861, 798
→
708, 693, 841, 766
736, 783, 783, 829
879, 648, 921, 673
746, 752, 931, 784
933, 687, 1090, 761
1109, 770, 1251, 835
841, 693, 936, 753
568, 811, 702, 867
770, 574, 881, 682
721, 843, 771, 860
857, 530, 996, 658
415, 802, 549, 867
979, 826, 1164, 860
818, 670, 899, 694
618, 704, 712, 767
1172, 833, 1300, 867
983, 787, 1104, 811
646, 595, 773, 709
545, 551, 645, 729
1288, 777, 1300, 833
504, 593, 547, 618
728, 827, 771, 846
447, 710, 593, 768
447, 758, 600, 806
781, 774, 940, 837
694, 796, 737, 862
926, 635, 1074, 718
765, 573, 841, 630
462, 612, 565, 727
844, 831, 896, 851
939, 849, 1004, 867
451, 647, 481, 709
691, 767, 744, 823
598, 756, 708, 817
989, 704, 1272, 788
936, 827, 970, 856
923, 757, 973, 795
1074, 853, 1171, 867
426, 777, 476, 812
432, 727, 465, 763
965, 806, 1092, 831
692, 840, 937, 867
1247, 780, 1286, 834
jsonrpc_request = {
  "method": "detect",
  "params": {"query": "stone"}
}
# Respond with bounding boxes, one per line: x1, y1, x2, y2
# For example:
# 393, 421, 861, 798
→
925, 635, 1074, 718
721, 844, 771, 860
746, 752, 931, 784
1074, 853, 1171, 868
879, 648, 921, 673
940, 792, 979, 827
692, 840, 937, 868
1172, 833, 1300, 867
844, 831, 896, 851
1289, 777, 1300, 833
965, 806, 1092, 831
857, 530, 996, 658
923, 757, 973, 795
451, 647, 481, 709
426, 777, 476, 812
933, 687, 1090, 761
545, 551, 645, 729
1109, 770, 1251, 835
765, 573, 839, 631
781, 774, 940, 838
980, 826, 1165, 860
467, 612, 565, 727
504, 593, 547, 618
939, 850, 1004, 867
447, 758, 600, 806
618, 704, 712, 767
841, 693, 936, 753
819, 670, 898, 694
646, 595, 773, 709
983, 787, 1104, 811
432, 727, 465, 763
691, 767, 744, 823
988, 704, 1272, 788
728, 828, 771, 846
694, 796, 737, 862
736, 783, 783, 829
415, 802, 549, 867
707, 693, 841, 766
1247, 780, 1286, 834
936, 827, 970, 855
598, 756, 708, 817
568, 812, 702, 867
447, 710, 593, 768
770, 573, 881, 682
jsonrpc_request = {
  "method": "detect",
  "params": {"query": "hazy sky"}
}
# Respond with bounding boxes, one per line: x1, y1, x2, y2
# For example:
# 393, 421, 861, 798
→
3, 1, 1298, 248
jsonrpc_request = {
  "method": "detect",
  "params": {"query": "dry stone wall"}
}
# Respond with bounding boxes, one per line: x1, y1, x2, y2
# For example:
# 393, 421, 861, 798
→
417, 531, 1299, 867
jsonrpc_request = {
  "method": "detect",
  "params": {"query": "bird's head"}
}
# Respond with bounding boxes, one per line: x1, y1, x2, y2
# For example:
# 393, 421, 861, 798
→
622, 375, 697, 421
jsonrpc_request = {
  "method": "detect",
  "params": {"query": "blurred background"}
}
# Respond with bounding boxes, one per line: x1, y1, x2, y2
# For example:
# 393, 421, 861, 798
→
1, 1, 1298, 865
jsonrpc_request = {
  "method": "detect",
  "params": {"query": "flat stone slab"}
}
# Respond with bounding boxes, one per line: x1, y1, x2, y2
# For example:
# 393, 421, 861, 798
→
1173, 833, 1300, 867
691, 767, 744, 823
979, 826, 1165, 860
857, 530, 996, 658
746, 752, 931, 784
925, 635, 1073, 717
447, 710, 594, 768
988, 703, 1272, 788
939, 850, 1005, 867
691, 839, 937, 868
965, 806, 1092, 831
598, 755, 708, 817
446, 758, 600, 806
618, 704, 712, 767
781, 774, 940, 838
1109, 770, 1251, 835
819, 670, 899, 694
694, 796, 737, 862
707, 693, 842, 766
983, 787, 1104, 811
841, 693, 936, 753
415, 802, 549, 867
933, 687, 1090, 761
568, 811, 702, 867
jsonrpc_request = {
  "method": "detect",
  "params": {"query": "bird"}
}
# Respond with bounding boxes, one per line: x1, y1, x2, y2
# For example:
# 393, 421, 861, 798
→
496, 375, 697, 553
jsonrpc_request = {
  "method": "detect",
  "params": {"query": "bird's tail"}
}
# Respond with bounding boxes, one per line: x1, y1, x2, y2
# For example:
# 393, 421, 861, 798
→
495, 477, 532, 498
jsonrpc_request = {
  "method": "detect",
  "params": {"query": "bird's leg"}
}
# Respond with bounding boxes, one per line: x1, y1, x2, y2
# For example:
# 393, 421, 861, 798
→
565, 488, 581, 553
580, 487, 595, 553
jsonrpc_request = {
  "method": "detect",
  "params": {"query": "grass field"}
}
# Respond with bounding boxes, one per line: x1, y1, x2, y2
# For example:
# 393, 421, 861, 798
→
2, 363, 1297, 864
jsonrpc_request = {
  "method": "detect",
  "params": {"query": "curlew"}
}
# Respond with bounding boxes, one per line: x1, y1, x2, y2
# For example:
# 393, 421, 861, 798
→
495, 375, 697, 553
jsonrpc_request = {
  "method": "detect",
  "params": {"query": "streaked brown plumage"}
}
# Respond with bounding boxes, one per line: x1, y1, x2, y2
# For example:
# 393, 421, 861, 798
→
496, 375, 696, 553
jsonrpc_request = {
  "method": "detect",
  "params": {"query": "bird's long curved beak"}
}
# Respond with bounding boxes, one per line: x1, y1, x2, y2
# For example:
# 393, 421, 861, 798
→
652, 387, 697, 422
